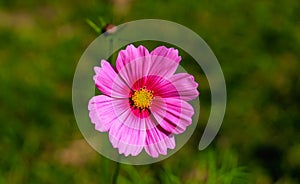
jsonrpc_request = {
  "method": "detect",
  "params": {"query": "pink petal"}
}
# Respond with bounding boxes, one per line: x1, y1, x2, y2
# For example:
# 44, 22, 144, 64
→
129, 73, 198, 101
93, 60, 130, 98
116, 46, 183, 89
150, 46, 181, 63
130, 75, 179, 98
88, 95, 129, 132
144, 117, 175, 158
150, 97, 194, 134
116, 56, 151, 89
116, 44, 150, 72
109, 109, 147, 157
168, 73, 199, 101
145, 46, 181, 80
140, 73, 198, 101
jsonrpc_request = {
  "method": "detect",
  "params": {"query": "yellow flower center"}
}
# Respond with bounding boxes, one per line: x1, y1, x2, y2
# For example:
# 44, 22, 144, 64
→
131, 87, 153, 109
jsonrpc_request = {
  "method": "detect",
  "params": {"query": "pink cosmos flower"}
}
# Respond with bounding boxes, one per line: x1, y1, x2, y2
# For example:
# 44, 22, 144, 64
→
88, 44, 199, 158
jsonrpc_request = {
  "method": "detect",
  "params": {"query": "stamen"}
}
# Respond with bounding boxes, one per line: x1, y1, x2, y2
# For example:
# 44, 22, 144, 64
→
131, 87, 153, 110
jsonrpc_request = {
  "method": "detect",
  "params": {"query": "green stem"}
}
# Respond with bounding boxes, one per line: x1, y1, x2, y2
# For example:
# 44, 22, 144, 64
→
112, 162, 120, 184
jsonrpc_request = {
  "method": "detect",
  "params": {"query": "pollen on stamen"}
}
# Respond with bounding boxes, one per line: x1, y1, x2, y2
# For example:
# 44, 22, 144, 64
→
130, 86, 154, 110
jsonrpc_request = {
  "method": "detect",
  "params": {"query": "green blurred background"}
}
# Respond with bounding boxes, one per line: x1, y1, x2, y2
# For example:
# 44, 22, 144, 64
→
0, 0, 299, 183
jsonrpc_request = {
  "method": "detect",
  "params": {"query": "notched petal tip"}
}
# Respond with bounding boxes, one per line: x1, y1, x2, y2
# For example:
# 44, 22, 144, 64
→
125, 44, 147, 51
144, 140, 175, 158
88, 97, 107, 132
100, 59, 110, 67
151, 46, 181, 63
125, 44, 135, 49
108, 115, 147, 157
188, 75, 199, 92
94, 66, 101, 74
116, 44, 150, 72
87, 97, 95, 111
111, 139, 144, 157
93, 59, 111, 74
169, 47, 180, 56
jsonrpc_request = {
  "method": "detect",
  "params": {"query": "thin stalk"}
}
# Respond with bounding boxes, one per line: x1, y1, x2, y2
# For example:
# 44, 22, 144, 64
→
112, 162, 120, 184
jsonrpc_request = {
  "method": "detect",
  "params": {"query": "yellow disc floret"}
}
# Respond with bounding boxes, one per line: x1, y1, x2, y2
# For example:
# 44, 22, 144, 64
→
131, 87, 153, 109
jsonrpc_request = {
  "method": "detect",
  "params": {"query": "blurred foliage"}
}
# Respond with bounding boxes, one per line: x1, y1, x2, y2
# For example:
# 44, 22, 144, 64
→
0, 0, 300, 183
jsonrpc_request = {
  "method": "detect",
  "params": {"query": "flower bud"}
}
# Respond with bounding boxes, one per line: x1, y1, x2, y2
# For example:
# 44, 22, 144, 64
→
102, 24, 117, 35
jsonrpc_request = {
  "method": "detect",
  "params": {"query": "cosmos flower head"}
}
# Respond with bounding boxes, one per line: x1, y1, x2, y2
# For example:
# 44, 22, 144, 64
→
88, 44, 199, 158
